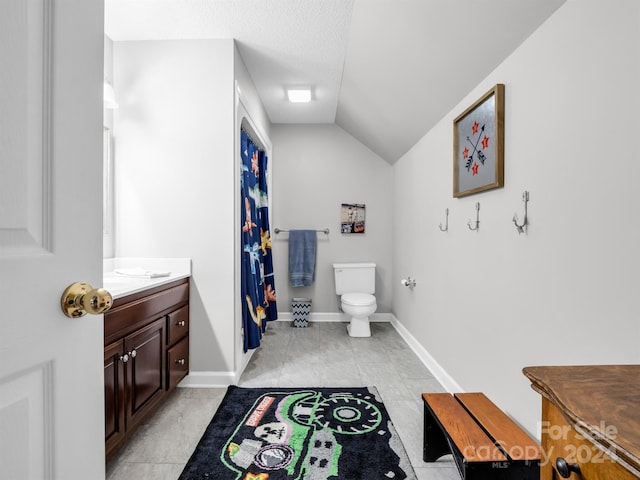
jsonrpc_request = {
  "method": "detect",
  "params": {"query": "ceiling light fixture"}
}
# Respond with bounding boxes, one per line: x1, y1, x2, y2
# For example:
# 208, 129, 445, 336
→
287, 88, 312, 103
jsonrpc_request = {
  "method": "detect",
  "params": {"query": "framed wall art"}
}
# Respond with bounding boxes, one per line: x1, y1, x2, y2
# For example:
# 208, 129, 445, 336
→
341, 203, 365, 234
453, 84, 504, 198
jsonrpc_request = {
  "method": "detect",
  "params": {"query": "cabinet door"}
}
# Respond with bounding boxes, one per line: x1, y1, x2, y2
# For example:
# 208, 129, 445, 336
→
125, 317, 166, 430
104, 340, 126, 456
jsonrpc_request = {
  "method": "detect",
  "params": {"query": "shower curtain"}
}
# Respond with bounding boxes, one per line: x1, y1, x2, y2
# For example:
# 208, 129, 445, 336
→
240, 129, 277, 351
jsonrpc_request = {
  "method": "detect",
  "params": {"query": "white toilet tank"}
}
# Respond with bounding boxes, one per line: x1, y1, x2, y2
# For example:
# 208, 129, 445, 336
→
333, 262, 376, 295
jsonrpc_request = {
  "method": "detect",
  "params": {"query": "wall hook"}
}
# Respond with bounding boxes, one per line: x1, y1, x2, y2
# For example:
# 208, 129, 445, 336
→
467, 202, 480, 231
438, 208, 449, 232
512, 191, 529, 235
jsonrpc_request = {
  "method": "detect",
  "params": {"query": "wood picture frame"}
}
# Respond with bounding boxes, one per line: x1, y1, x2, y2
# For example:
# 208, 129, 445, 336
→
453, 84, 504, 198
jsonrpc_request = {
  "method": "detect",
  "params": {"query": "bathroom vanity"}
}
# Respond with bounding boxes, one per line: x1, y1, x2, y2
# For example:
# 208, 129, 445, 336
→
103, 266, 190, 458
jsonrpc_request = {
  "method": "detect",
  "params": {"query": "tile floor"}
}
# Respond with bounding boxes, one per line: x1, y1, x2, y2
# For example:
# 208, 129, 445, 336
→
106, 321, 459, 479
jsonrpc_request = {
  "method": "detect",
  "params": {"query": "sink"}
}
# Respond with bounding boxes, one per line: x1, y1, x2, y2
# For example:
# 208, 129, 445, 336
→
105, 279, 143, 289
104, 275, 146, 286
103, 272, 181, 299
103, 275, 151, 296
102, 259, 190, 299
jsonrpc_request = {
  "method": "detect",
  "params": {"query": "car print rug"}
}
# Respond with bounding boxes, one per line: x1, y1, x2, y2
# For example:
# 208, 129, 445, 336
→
178, 386, 416, 479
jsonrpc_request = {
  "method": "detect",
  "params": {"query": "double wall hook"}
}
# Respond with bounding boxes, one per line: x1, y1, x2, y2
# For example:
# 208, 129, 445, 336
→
467, 202, 480, 231
513, 191, 529, 235
439, 208, 449, 232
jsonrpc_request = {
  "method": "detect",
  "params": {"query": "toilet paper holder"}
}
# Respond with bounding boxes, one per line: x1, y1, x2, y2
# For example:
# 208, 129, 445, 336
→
401, 277, 416, 289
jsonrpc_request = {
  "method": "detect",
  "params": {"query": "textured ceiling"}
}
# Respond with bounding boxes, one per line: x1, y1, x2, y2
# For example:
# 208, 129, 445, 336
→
105, 0, 353, 124
105, 0, 566, 164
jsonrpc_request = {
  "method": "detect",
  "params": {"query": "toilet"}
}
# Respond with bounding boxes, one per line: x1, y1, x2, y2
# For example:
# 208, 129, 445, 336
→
333, 262, 377, 337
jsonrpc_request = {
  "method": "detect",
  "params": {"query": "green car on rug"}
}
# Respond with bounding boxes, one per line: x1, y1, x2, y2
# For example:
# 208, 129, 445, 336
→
179, 387, 416, 480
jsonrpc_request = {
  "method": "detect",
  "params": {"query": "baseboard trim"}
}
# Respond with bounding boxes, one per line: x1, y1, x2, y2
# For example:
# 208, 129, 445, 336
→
389, 314, 463, 393
275, 312, 393, 323
178, 371, 238, 388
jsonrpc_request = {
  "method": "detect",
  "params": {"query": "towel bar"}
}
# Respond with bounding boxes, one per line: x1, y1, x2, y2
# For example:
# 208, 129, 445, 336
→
274, 228, 329, 235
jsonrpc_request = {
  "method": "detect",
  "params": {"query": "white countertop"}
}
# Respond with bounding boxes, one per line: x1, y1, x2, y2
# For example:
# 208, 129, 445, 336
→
103, 257, 191, 299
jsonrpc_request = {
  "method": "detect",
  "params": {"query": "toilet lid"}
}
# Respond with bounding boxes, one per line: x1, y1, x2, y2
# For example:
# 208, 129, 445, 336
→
342, 293, 376, 307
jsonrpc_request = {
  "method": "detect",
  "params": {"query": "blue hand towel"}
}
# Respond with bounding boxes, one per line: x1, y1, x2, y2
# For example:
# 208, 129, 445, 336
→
288, 230, 317, 287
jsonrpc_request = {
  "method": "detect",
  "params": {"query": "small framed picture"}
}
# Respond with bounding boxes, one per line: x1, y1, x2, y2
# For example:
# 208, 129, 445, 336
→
341, 203, 365, 234
453, 84, 504, 198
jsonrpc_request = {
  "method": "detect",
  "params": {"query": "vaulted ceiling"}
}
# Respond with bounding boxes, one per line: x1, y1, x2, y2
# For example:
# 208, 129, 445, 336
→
105, 0, 566, 164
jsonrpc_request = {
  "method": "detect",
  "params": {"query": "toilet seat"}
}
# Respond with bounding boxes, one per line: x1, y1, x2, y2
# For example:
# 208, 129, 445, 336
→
341, 293, 376, 307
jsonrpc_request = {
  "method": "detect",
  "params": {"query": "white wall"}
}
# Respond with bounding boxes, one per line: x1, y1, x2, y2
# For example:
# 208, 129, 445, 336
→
113, 39, 237, 374
271, 124, 393, 315
392, 0, 640, 436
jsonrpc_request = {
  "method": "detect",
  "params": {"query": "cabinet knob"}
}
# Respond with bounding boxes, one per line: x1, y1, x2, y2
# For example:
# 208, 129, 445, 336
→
120, 354, 129, 363
556, 457, 580, 478
177, 320, 186, 327
130, 349, 137, 358
175, 358, 185, 366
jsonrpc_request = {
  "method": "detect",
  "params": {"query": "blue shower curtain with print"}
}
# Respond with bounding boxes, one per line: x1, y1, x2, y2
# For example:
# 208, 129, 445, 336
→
240, 129, 277, 351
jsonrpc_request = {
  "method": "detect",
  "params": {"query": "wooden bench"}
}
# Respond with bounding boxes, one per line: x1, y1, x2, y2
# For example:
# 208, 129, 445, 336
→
422, 392, 540, 480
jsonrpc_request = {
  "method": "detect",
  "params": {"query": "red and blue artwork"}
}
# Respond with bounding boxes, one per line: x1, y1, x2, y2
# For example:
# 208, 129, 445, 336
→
462, 119, 491, 175
454, 84, 504, 198
457, 94, 496, 194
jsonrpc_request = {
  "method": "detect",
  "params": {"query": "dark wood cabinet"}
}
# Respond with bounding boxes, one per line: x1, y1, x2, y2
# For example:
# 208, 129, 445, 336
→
104, 340, 126, 455
125, 317, 166, 431
104, 278, 189, 458
166, 304, 190, 390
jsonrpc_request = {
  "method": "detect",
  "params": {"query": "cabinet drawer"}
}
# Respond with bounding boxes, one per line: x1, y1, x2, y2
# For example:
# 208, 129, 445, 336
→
167, 336, 189, 391
542, 399, 635, 480
167, 305, 189, 346
105, 280, 189, 343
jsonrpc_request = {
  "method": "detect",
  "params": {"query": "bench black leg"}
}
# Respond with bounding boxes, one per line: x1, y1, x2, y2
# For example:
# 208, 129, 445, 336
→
423, 401, 452, 462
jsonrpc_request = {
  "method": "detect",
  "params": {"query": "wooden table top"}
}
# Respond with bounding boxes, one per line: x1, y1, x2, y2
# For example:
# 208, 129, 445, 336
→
523, 365, 640, 476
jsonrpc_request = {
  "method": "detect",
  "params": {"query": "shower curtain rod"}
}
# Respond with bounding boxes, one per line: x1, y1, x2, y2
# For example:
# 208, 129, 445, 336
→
241, 122, 267, 152
274, 227, 330, 235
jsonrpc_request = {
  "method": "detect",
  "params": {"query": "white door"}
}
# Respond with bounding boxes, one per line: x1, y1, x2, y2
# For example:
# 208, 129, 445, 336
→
0, 1, 106, 479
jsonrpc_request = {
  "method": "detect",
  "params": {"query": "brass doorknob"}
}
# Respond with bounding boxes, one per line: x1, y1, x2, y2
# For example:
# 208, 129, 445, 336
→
61, 282, 113, 318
